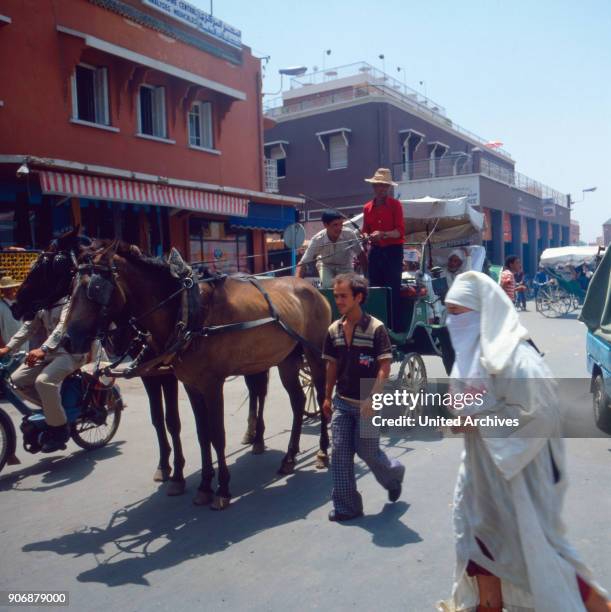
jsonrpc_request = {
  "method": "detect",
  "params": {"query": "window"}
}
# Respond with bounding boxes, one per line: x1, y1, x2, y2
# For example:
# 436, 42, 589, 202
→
72, 64, 109, 125
138, 85, 167, 138
188, 101, 213, 149
329, 133, 348, 169
188, 219, 251, 274
269, 144, 286, 178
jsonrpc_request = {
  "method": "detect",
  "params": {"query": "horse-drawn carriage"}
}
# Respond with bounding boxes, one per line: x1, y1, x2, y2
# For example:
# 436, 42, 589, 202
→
300, 196, 485, 418
535, 246, 604, 318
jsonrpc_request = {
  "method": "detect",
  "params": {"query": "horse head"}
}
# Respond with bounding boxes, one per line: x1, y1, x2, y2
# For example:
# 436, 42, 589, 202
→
64, 241, 180, 356
11, 227, 92, 321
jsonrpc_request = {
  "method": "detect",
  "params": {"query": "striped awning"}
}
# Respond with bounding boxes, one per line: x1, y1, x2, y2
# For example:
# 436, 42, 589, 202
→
40, 171, 248, 217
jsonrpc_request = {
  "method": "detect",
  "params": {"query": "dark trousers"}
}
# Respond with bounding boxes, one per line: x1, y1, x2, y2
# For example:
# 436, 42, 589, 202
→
368, 244, 403, 329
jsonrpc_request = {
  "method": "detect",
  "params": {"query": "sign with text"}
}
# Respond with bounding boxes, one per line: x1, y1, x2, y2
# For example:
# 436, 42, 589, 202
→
542, 203, 556, 217
397, 175, 480, 208
143, 0, 242, 48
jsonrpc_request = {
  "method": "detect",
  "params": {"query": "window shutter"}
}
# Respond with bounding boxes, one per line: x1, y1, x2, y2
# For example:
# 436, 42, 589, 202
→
139, 86, 153, 135
329, 133, 348, 169
153, 87, 166, 138
94, 67, 109, 125
189, 103, 201, 146
201, 102, 213, 148
75, 65, 95, 123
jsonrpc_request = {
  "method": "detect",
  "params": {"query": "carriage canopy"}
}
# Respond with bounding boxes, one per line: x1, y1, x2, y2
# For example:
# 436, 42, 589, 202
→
539, 246, 601, 268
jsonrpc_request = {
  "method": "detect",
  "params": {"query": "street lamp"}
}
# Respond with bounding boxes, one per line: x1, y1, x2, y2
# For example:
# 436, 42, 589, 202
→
567, 186, 597, 210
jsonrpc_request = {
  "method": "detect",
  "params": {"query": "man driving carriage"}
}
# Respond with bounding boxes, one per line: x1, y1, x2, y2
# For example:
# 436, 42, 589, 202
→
296, 209, 367, 288
361, 168, 405, 328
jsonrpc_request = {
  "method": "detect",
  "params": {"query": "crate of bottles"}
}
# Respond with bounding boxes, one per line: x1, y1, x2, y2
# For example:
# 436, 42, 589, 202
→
0, 250, 40, 283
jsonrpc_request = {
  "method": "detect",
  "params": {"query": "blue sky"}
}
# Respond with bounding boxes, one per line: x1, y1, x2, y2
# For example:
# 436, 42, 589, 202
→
193, 0, 611, 241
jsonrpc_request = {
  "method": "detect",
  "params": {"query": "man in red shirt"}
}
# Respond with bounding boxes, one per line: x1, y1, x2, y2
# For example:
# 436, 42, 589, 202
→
362, 168, 405, 329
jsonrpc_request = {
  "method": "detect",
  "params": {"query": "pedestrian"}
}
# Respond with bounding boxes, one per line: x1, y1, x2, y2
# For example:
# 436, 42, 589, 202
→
514, 269, 527, 310
438, 271, 610, 612
500, 255, 521, 302
0, 275, 23, 348
322, 272, 404, 522
362, 168, 405, 329
296, 209, 366, 288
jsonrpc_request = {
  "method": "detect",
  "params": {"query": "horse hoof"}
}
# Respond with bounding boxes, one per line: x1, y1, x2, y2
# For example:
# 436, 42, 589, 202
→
166, 480, 186, 496
252, 442, 265, 455
315, 452, 329, 469
210, 495, 231, 511
193, 490, 214, 506
277, 461, 295, 475
154, 468, 171, 482
241, 434, 255, 445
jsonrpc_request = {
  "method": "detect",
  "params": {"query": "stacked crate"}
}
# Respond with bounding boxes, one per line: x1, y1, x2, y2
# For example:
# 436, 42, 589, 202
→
0, 251, 40, 283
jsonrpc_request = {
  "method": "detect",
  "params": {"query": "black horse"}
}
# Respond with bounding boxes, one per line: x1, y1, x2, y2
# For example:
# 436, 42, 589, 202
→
11, 229, 270, 496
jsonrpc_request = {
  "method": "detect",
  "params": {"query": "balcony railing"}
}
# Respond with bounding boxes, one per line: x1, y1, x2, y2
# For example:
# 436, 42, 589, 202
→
393, 154, 567, 207
264, 158, 278, 193
264, 62, 513, 160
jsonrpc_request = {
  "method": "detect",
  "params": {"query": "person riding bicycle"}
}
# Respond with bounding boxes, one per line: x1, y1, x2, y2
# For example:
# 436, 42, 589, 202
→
0, 297, 90, 453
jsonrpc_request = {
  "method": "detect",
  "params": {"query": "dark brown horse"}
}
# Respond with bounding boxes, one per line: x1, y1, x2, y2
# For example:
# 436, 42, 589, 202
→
12, 230, 271, 496
65, 241, 331, 509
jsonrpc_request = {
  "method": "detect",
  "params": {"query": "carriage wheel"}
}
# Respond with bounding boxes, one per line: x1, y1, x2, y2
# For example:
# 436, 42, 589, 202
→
536, 286, 558, 318
299, 361, 320, 419
396, 353, 427, 421
550, 287, 572, 317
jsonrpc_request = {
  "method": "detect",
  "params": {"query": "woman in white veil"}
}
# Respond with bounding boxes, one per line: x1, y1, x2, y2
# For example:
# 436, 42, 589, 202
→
437, 271, 610, 612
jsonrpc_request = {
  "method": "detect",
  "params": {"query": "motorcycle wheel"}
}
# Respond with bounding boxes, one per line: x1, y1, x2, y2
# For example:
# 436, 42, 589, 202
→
71, 387, 123, 450
0, 406, 17, 473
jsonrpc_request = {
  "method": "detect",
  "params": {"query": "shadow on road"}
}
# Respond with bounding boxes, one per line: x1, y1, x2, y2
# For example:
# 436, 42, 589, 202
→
22, 443, 421, 587
0, 441, 124, 492
334, 502, 423, 548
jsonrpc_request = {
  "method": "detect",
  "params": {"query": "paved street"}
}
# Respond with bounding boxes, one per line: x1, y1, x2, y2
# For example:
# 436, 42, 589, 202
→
0, 306, 609, 612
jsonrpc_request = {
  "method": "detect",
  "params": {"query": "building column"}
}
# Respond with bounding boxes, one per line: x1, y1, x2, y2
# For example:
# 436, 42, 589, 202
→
510, 214, 522, 259
252, 230, 265, 274
526, 218, 537, 275
168, 211, 189, 258
490, 209, 504, 265
70, 197, 82, 229
561, 225, 570, 246
539, 220, 549, 253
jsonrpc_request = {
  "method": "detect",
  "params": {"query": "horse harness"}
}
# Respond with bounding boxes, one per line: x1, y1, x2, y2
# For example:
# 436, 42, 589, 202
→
77, 254, 322, 378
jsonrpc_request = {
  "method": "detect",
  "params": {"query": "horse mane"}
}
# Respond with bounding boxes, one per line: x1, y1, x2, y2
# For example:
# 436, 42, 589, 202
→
112, 241, 175, 276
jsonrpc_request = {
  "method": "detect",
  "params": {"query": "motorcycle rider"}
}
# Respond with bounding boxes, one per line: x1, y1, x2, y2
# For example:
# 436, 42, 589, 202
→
0, 297, 89, 453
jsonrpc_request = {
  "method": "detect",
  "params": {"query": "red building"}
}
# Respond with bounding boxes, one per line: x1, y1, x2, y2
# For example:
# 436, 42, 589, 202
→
0, 0, 300, 271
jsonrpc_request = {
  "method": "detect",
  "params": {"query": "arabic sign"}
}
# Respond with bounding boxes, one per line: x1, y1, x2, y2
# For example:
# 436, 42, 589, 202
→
143, 0, 242, 49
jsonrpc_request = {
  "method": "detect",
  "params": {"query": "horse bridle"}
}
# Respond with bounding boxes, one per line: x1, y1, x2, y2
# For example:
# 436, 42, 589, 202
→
21, 249, 76, 314
75, 256, 190, 372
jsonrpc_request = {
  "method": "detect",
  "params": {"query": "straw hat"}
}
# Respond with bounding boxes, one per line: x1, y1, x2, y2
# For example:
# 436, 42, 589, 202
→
0, 275, 20, 289
364, 168, 398, 186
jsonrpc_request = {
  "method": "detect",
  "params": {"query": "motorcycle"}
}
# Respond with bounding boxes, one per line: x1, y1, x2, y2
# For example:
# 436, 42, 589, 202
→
0, 352, 123, 473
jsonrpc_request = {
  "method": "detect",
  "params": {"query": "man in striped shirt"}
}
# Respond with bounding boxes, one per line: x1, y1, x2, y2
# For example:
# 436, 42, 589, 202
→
500, 255, 521, 302
322, 273, 405, 522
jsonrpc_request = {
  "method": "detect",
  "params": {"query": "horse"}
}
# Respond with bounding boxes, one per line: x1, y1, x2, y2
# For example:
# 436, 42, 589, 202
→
64, 240, 331, 509
11, 231, 271, 496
